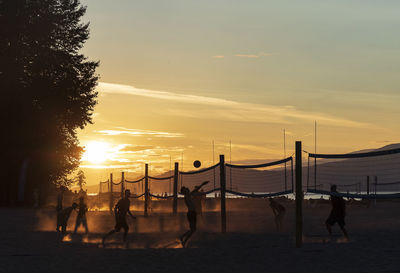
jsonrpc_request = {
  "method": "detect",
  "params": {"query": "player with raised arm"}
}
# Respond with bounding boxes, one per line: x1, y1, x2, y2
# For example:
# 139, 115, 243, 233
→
179, 181, 209, 248
269, 198, 286, 232
326, 184, 349, 240
102, 189, 136, 247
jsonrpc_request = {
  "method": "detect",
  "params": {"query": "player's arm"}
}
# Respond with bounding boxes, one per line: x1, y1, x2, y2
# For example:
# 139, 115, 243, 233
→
192, 181, 209, 194
128, 209, 136, 220
114, 200, 120, 215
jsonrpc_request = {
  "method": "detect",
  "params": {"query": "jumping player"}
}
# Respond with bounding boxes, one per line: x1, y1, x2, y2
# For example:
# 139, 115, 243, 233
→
179, 181, 209, 248
326, 184, 349, 239
74, 196, 89, 234
57, 202, 78, 234
102, 189, 136, 246
269, 198, 286, 231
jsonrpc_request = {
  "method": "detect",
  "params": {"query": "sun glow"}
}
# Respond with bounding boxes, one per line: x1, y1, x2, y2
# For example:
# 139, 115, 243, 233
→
82, 141, 111, 164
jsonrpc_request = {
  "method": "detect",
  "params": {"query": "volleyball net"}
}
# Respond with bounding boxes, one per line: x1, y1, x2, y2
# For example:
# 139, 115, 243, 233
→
148, 174, 174, 199
125, 176, 145, 198
179, 163, 221, 196
306, 147, 400, 199
225, 156, 294, 198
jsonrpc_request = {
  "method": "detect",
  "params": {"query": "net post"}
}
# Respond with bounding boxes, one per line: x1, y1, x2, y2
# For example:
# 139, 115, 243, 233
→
295, 141, 303, 248
173, 162, 179, 215
121, 172, 125, 198
291, 157, 294, 192
109, 173, 113, 211
220, 154, 227, 233
374, 176, 378, 206
307, 156, 310, 190
314, 155, 317, 190
367, 176, 370, 195
144, 164, 149, 217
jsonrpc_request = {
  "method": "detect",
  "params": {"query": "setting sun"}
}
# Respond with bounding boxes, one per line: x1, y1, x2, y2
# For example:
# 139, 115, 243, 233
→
82, 141, 110, 164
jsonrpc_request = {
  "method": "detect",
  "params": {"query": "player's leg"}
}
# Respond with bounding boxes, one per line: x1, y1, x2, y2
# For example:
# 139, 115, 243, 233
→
338, 219, 349, 239
182, 212, 197, 247
74, 216, 81, 233
83, 217, 89, 234
122, 221, 129, 242
325, 215, 334, 235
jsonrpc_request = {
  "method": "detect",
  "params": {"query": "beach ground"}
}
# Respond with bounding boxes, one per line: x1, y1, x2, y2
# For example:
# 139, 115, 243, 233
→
1, 199, 399, 273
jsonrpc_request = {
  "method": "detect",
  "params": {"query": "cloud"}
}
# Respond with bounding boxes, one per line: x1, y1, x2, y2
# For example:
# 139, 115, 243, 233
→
234, 54, 259, 58
97, 127, 184, 138
213, 55, 225, 59
234, 52, 277, 58
119, 145, 156, 153
98, 82, 373, 128
99, 82, 238, 107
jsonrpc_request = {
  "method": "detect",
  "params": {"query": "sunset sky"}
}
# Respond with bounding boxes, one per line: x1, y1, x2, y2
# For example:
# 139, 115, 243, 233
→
77, 0, 400, 186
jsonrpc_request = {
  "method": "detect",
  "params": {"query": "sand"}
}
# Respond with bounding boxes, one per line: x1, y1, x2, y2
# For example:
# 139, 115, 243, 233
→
0, 199, 399, 273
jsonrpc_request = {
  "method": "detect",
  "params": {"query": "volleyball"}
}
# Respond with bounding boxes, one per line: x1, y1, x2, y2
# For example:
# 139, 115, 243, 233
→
193, 160, 201, 168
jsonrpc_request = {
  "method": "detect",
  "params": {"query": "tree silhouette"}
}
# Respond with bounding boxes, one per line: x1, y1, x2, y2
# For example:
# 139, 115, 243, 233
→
74, 170, 86, 190
0, 0, 99, 205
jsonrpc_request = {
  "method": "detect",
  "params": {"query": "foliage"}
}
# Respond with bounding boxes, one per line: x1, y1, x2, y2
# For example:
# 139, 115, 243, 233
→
0, 0, 99, 205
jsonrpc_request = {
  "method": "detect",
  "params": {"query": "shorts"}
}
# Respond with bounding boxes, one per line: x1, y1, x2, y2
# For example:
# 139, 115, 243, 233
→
115, 217, 129, 232
187, 211, 197, 231
326, 213, 345, 227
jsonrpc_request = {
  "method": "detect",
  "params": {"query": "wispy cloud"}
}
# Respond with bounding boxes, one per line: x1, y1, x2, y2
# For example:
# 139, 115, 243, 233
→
234, 54, 259, 58
213, 55, 225, 59
234, 52, 277, 58
97, 127, 184, 138
98, 82, 373, 128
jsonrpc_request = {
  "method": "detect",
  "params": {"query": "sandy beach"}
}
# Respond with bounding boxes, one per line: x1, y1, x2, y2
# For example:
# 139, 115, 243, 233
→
1, 199, 399, 273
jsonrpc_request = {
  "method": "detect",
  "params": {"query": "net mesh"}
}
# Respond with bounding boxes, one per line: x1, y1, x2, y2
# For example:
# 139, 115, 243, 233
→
225, 157, 294, 197
179, 163, 221, 195
148, 174, 174, 198
99, 181, 109, 193
125, 175, 145, 198
307, 147, 400, 198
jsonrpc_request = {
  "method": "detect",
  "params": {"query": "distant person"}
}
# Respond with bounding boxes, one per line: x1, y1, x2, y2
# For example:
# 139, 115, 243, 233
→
326, 185, 349, 239
179, 181, 209, 248
56, 186, 66, 212
269, 198, 286, 231
102, 189, 136, 246
74, 196, 89, 234
57, 202, 78, 234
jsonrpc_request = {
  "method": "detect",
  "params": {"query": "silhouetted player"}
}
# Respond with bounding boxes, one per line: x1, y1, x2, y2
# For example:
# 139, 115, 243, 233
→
269, 198, 286, 231
102, 189, 135, 246
57, 202, 78, 234
74, 196, 89, 234
326, 185, 349, 239
179, 181, 209, 247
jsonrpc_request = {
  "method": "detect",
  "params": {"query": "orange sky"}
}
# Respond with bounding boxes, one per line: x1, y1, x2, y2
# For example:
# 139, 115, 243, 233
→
76, 0, 400, 187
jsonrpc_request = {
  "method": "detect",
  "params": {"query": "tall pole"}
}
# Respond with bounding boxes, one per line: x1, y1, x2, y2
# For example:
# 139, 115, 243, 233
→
284, 129, 287, 191
229, 140, 232, 191
169, 155, 172, 194
144, 164, 149, 217
295, 141, 303, 248
109, 173, 113, 211
220, 154, 227, 233
367, 176, 370, 195
314, 121, 317, 190
213, 140, 215, 191
173, 162, 179, 215
121, 172, 125, 198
